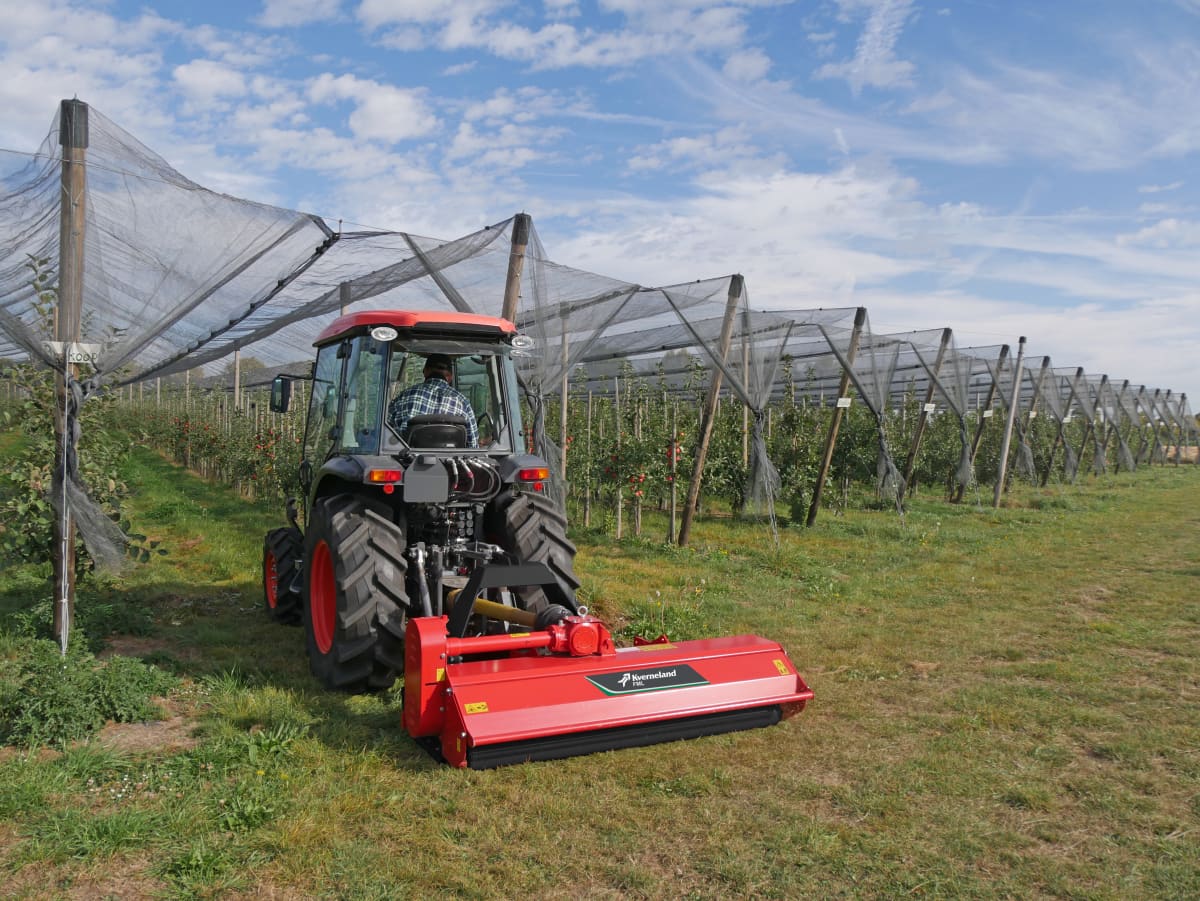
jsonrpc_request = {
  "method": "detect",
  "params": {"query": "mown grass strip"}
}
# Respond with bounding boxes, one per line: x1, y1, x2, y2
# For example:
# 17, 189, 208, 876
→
0, 446, 1196, 899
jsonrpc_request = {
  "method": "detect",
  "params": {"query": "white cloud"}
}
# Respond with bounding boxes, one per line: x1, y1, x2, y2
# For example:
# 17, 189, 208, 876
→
627, 126, 765, 173
360, 0, 759, 69
309, 73, 439, 143
723, 48, 771, 83
173, 60, 248, 104
816, 0, 916, 94
258, 0, 341, 28
1138, 181, 1183, 194
1116, 218, 1200, 249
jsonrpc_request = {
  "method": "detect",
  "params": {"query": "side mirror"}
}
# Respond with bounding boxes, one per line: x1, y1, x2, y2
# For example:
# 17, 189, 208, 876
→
270, 375, 293, 413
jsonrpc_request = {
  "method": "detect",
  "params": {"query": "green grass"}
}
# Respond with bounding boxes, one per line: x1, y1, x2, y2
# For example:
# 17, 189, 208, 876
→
0, 445, 1197, 898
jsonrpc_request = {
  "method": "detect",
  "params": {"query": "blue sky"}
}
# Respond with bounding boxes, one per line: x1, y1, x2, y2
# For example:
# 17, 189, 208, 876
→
1, 0, 1198, 400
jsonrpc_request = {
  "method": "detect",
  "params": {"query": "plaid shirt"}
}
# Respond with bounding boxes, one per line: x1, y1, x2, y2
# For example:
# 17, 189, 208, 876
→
388, 377, 478, 446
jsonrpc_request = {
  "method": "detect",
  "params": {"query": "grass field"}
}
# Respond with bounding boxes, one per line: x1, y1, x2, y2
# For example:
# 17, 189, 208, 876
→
1, 446, 1198, 899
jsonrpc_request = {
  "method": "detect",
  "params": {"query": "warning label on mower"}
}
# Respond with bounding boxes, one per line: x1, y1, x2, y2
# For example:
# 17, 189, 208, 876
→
586, 664, 709, 696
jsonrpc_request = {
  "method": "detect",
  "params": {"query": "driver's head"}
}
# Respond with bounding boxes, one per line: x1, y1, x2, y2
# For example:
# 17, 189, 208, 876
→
423, 353, 453, 381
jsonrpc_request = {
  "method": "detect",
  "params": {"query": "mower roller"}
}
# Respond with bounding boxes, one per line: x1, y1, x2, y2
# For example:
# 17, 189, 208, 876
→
262, 309, 812, 768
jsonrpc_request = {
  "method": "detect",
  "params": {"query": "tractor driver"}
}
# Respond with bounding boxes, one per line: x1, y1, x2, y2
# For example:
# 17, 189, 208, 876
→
387, 353, 479, 446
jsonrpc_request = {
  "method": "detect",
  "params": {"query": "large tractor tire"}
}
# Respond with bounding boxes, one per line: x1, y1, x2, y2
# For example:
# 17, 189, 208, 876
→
262, 526, 303, 625
486, 490, 581, 615
303, 494, 409, 692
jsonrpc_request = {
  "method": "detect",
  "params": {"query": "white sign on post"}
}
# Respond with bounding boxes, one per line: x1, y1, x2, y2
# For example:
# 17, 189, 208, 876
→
836, 397, 852, 409
43, 341, 101, 366
923, 403, 936, 413
982, 409, 994, 418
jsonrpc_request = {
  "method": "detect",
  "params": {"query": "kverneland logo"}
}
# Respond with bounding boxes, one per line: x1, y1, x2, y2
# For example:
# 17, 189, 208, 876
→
588, 664, 707, 696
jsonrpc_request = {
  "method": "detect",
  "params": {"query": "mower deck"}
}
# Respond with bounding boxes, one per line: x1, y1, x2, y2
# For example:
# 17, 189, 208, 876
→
404, 619, 813, 768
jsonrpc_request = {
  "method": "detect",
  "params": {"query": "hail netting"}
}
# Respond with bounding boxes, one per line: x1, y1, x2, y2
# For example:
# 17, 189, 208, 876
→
816, 312, 905, 501
895, 329, 975, 488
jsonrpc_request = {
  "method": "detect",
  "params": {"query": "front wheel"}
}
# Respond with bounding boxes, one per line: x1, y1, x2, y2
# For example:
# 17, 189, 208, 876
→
263, 526, 303, 625
303, 494, 409, 692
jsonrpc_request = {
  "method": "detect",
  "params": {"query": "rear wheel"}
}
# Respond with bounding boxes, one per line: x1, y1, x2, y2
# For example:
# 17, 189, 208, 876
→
263, 526, 303, 625
303, 494, 409, 692
486, 490, 580, 615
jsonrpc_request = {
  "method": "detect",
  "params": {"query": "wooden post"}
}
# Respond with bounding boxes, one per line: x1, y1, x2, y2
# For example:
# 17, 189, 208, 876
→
993, 336, 1026, 507
669, 401, 678, 543
560, 312, 569, 482
584, 390, 593, 527
614, 376, 622, 540
501, 213, 531, 322
52, 98, 88, 651
1018, 356, 1051, 477
1180, 393, 1192, 462
806, 307, 866, 527
1043, 367, 1083, 485
233, 349, 241, 411
741, 320, 750, 467
678, 274, 743, 546
954, 344, 1010, 502
899, 327, 951, 506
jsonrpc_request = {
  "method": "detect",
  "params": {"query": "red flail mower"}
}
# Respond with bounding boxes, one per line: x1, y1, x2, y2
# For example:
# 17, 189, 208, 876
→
403, 585, 813, 770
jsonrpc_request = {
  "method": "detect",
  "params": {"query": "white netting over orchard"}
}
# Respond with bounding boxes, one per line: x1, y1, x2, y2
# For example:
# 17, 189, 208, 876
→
2, 101, 1197, 566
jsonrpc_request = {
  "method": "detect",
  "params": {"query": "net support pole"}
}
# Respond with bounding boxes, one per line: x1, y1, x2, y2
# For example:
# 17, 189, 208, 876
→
993, 336, 1026, 508
339, 281, 351, 317
678, 274, 743, 547
1181, 393, 1192, 461
954, 344, 1010, 503
899, 327, 951, 507
807, 307, 866, 527
501, 213, 531, 323
1018, 356, 1051, 476
560, 311, 569, 483
53, 98, 88, 652
233, 349, 241, 411
1165, 389, 1180, 466
1043, 367, 1083, 485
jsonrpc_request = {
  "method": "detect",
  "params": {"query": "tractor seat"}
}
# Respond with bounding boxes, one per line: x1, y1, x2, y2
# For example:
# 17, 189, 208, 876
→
404, 414, 469, 448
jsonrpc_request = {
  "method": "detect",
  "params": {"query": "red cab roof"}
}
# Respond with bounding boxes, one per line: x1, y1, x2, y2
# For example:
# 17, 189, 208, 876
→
315, 310, 517, 345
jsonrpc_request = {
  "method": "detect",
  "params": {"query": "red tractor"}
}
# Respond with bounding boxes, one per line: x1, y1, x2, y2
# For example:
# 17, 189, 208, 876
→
263, 310, 811, 768
262, 310, 579, 691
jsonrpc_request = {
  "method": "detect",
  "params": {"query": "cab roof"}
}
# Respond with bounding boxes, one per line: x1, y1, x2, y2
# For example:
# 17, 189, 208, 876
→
315, 310, 517, 346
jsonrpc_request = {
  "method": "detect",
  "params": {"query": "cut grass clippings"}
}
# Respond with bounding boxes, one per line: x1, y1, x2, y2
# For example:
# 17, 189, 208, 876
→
0, 444, 1197, 899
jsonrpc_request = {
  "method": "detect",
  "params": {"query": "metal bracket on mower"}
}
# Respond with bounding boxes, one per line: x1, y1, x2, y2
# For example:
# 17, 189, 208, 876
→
446, 563, 556, 637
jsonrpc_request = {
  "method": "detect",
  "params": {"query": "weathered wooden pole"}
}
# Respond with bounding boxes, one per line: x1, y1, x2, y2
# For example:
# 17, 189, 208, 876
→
1016, 356, 1051, 481
1164, 390, 1180, 465
560, 311, 570, 481
232, 349, 242, 411
501, 213, 531, 323
584, 390, 593, 527
1180, 393, 1192, 461
954, 344, 1010, 503
678, 274, 743, 546
807, 307, 866, 527
52, 98, 88, 650
899, 327, 952, 506
1043, 367, 1084, 485
614, 375, 623, 539
669, 401, 678, 543
993, 336, 1025, 507
741, 319, 750, 467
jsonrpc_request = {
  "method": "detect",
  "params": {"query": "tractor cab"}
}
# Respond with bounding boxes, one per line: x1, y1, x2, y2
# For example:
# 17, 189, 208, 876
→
283, 310, 528, 461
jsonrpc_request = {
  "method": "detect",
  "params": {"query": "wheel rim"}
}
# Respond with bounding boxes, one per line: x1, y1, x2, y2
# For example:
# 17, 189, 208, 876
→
310, 540, 335, 654
265, 551, 279, 609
